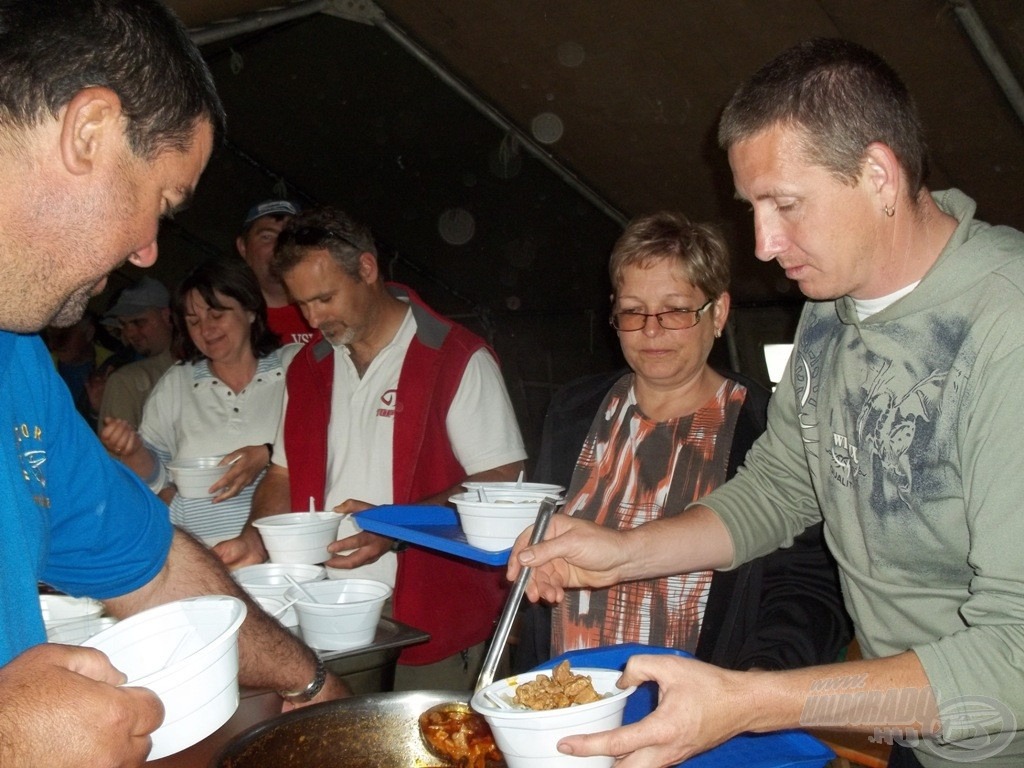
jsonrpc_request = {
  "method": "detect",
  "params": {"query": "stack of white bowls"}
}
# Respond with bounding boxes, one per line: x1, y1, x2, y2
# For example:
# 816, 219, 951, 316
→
233, 563, 325, 630
284, 578, 391, 651
449, 489, 555, 551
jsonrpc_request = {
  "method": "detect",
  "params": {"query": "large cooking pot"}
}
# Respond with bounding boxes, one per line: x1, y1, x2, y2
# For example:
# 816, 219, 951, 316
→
212, 690, 473, 767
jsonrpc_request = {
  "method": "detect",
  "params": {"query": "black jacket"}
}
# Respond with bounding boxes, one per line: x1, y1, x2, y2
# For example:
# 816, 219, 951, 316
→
512, 368, 851, 673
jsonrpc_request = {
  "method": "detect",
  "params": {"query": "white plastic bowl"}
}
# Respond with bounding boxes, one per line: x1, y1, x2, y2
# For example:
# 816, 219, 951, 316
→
233, 563, 325, 628
46, 615, 118, 644
285, 578, 391, 651
252, 512, 341, 564
167, 455, 229, 499
83, 596, 247, 761
462, 480, 565, 496
252, 595, 299, 631
470, 668, 636, 768
450, 490, 551, 551
39, 594, 104, 629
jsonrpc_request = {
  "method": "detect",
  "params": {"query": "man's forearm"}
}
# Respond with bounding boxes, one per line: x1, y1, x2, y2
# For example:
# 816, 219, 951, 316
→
623, 504, 736, 582
105, 531, 338, 698
246, 464, 292, 526
740, 651, 939, 738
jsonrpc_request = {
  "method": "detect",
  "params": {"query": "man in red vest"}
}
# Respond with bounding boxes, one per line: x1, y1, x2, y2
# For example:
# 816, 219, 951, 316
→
217, 205, 527, 690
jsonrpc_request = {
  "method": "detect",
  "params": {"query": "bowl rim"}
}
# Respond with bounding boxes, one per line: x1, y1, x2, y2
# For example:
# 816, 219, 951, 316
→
470, 667, 636, 717
233, 563, 326, 580
285, 578, 392, 607
450, 490, 552, 503
167, 455, 228, 471
252, 511, 341, 529
83, 596, 247, 687
462, 481, 565, 491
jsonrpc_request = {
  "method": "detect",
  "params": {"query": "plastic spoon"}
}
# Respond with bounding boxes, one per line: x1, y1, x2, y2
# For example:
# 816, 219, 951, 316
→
269, 596, 300, 619
284, 574, 319, 604
515, 470, 524, 489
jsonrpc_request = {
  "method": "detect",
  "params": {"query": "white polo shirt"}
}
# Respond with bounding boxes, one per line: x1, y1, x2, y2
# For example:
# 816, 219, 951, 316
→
277, 307, 526, 586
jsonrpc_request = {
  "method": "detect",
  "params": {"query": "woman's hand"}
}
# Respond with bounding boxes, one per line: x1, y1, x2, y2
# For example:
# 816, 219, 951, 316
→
209, 444, 272, 502
98, 417, 144, 459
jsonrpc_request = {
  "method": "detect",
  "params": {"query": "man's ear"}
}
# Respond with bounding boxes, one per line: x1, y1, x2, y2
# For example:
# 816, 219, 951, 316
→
358, 251, 379, 284
59, 87, 123, 176
862, 142, 901, 209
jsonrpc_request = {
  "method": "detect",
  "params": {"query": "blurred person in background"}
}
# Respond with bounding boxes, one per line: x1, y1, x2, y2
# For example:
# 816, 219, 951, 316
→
236, 199, 314, 344
0, 3, 348, 765
101, 258, 298, 546
98, 276, 176, 429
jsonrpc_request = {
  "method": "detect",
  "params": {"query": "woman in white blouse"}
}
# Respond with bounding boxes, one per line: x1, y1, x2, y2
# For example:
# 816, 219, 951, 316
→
101, 257, 298, 544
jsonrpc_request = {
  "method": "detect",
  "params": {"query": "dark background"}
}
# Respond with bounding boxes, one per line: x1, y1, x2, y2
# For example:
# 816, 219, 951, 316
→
101, 0, 1024, 467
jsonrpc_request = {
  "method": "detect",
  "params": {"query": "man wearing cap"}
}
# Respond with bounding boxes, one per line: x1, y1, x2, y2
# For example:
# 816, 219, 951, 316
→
237, 200, 315, 345
98, 276, 176, 430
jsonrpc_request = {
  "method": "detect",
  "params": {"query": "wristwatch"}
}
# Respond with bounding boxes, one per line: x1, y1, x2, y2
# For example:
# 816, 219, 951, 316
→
278, 657, 327, 703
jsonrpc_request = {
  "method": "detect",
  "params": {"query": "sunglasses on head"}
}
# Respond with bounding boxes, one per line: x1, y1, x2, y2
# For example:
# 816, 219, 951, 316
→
278, 225, 361, 251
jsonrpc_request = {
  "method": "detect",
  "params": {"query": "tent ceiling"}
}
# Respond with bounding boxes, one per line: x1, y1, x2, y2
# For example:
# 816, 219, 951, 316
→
161, 0, 1024, 298
148, 0, 1024, 402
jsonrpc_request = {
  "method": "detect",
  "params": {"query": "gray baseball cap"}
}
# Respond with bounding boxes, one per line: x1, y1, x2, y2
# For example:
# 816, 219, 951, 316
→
104, 277, 170, 318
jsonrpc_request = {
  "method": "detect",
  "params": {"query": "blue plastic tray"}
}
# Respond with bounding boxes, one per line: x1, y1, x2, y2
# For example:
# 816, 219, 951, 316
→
533, 645, 835, 768
355, 505, 510, 566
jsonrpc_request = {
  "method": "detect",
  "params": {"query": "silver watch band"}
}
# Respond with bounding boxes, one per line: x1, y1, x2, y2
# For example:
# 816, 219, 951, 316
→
278, 657, 327, 702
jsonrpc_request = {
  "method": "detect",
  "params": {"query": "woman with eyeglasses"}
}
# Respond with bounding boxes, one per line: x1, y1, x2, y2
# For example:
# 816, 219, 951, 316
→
535, 212, 849, 668
100, 257, 298, 545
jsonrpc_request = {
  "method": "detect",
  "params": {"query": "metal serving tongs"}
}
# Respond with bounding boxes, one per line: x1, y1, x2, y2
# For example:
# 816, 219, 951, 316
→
475, 495, 559, 692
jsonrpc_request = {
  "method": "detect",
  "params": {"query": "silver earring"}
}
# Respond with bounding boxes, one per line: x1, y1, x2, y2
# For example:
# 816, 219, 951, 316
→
883, 204, 896, 217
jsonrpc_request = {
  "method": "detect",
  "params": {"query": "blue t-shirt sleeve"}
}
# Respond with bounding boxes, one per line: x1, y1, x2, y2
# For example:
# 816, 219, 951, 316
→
31, 337, 173, 598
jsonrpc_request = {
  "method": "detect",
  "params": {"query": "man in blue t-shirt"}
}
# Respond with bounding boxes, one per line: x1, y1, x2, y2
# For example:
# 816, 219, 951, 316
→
0, 3, 348, 765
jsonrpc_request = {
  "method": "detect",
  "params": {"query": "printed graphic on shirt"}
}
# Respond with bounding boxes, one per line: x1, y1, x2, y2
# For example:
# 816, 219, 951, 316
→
377, 388, 397, 419
794, 310, 971, 520
13, 421, 49, 509
283, 332, 315, 345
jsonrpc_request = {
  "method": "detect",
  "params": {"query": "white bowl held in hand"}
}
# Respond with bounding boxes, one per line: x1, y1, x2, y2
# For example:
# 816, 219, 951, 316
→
167, 455, 229, 499
449, 490, 552, 551
82, 596, 247, 761
252, 511, 341, 564
470, 668, 636, 768
285, 578, 391, 651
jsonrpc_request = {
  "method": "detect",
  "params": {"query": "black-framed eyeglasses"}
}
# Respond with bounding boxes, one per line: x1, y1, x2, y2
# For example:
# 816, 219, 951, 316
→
278, 225, 362, 251
609, 298, 715, 331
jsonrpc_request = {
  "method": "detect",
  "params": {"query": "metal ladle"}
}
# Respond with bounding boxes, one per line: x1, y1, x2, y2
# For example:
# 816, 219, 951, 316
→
417, 496, 559, 762
475, 495, 558, 691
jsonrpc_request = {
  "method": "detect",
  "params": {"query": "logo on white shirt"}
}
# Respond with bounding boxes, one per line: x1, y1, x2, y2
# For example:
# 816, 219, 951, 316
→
377, 389, 397, 418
